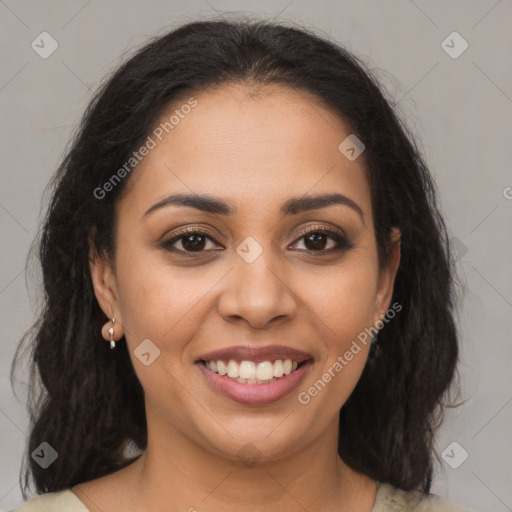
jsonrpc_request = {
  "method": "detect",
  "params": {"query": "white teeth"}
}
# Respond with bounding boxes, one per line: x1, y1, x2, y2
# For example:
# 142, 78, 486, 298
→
235, 377, 278, 385
273, 360, 284, 378
239, 361, 256, 380
256, 361, 274, 380
227, 360, 239, 378
217, 360, 227, 375
205, 358, 304, 382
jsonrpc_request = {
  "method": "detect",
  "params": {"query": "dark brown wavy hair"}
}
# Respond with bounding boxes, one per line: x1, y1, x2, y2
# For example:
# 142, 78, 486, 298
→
11, 18, 462, 499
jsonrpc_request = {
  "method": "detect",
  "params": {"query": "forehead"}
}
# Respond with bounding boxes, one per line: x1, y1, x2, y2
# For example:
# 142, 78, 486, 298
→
118, 82, 371, 220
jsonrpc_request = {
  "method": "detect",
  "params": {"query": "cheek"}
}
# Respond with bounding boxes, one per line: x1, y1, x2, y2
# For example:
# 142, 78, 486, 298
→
114, 248, 216, 354
299, 273, 375, 413
301, 258, 378, 348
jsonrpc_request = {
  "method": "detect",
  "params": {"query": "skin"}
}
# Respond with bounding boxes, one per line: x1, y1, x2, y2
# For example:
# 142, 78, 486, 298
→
75, 82, 401, 512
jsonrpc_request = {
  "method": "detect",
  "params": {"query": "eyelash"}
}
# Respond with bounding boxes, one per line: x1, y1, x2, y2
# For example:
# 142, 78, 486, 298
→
160, 226, 353, 257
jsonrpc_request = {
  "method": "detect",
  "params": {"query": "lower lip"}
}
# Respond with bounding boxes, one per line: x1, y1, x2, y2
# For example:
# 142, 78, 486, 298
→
196, 360, 313, 405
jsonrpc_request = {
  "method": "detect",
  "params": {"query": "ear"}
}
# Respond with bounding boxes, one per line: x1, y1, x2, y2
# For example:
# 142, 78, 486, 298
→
373, 227, 401, 323
88, 232, 123, 327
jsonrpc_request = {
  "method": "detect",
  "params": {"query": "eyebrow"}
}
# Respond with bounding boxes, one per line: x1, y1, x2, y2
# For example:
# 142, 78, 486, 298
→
142, 192, 364, 223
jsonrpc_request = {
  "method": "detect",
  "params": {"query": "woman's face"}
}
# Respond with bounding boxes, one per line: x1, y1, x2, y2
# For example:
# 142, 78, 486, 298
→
91, 82, 400, 462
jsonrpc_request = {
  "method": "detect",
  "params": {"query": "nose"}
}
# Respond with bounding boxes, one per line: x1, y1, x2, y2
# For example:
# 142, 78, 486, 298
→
217, 251, 297, 330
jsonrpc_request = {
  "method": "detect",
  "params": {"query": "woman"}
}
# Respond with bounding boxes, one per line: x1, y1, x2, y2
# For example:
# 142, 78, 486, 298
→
10, 19, 471, 511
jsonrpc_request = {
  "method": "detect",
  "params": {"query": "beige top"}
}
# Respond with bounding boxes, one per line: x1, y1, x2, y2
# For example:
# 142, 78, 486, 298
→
11, 482, 473, 511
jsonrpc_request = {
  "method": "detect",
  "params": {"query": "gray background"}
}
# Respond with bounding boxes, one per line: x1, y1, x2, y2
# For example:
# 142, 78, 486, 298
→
1, 1, 511, 511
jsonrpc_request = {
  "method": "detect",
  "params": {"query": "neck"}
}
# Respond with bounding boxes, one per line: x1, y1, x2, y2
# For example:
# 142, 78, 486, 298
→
126, 413, 377, 512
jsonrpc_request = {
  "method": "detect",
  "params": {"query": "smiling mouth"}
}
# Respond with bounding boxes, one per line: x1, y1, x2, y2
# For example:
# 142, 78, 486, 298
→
199, 358, 309, 385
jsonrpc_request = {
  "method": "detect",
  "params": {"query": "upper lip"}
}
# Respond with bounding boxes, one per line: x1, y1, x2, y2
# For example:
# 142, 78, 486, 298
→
196, 344, 314, 363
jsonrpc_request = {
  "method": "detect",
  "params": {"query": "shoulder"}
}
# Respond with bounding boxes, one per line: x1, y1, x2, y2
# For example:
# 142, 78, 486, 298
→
373, 482, 474, 512
11, 489, 89, 511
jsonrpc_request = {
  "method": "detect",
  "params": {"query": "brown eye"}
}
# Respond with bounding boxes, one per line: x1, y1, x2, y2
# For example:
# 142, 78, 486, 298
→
303, 232, 331, 251
161, 226, 352, 257
162, 229, 218, 254
290, 228, 353, 255
180, 233, 208, 251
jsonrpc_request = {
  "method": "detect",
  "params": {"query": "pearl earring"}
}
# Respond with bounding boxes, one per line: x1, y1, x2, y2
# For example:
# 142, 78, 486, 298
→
108, 317, 116, 349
